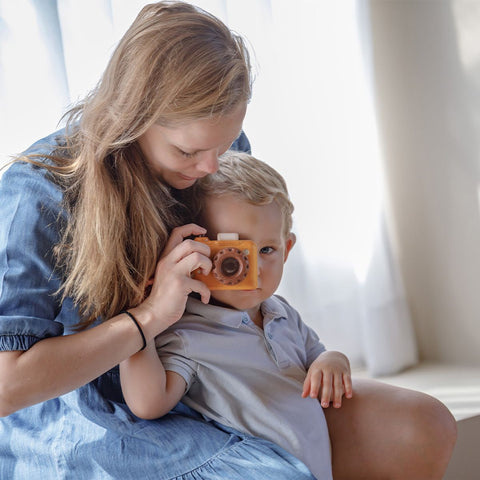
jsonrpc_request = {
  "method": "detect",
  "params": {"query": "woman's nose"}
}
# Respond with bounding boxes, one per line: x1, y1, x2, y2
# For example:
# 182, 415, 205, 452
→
197, 151, 219, 174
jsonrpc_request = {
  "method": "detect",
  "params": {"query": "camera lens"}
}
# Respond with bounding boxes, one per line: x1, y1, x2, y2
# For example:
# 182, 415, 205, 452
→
220, 257, 240, 277
213, 248, 249, 285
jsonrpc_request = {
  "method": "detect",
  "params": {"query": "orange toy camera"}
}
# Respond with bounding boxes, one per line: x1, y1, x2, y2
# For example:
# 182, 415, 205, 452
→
192, 234, 258, 290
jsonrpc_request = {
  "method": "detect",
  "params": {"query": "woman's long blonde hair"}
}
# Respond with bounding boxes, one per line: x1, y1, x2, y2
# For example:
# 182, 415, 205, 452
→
26, 1, 252, 329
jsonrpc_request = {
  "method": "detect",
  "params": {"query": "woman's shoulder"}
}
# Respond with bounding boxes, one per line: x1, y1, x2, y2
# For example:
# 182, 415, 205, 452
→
0, 132, 70, 231
1, 128, 68, 202
1, 166, 63, 218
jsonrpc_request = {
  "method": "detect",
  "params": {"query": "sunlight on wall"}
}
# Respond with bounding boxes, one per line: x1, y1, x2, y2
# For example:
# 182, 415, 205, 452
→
422, 385, 480, 421
451, 0, 480, 73
452, 1, 480, 250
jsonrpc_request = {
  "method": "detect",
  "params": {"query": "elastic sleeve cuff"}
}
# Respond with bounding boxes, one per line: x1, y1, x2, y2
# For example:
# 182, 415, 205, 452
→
0, 314, 64, 352
0, 334, 45, 351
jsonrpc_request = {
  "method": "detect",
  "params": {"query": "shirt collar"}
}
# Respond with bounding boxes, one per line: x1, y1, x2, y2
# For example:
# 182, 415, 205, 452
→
261, 295, 289, 325
186, 296, 244, 328
185, 294, 289, 328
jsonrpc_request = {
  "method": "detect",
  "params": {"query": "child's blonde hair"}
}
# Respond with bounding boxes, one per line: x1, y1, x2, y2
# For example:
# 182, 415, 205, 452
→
196, 151, 294, 238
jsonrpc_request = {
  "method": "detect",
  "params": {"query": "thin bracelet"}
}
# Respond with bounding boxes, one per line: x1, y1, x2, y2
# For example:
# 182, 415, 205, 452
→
121, 310, 147, 351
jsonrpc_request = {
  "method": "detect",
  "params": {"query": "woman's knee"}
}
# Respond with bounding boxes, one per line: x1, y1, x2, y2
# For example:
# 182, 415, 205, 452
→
399, 390, 457, 477
369, 386, 458, 480
324, 378, 457, 480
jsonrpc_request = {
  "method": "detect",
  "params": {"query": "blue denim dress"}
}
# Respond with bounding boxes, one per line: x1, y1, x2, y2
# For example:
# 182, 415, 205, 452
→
0, 131, 315, 480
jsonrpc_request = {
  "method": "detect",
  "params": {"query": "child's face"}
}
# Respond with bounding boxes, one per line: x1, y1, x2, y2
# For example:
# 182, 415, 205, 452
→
137, 103, 246, 190
202, 194, 295, 314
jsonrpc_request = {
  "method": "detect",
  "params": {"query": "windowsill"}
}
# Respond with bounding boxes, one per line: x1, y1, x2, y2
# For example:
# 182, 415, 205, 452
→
353, 362, 480, 421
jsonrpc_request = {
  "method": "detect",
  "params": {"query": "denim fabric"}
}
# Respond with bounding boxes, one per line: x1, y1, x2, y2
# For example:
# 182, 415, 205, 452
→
0, 130, 315, 479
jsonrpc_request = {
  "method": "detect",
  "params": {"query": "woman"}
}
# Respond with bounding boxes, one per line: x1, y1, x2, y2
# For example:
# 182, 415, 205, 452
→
0, 2, 456, 479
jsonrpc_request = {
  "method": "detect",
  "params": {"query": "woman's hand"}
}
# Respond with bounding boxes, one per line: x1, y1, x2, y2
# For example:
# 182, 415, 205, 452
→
302, 351, 353, 408
132, 224, 213, 337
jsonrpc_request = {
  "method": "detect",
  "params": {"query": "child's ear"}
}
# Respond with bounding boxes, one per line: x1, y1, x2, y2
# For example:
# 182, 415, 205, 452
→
283, 232, 296, 262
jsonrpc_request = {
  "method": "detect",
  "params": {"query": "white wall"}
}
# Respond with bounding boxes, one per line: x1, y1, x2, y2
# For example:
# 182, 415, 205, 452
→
368, 0, 480, 365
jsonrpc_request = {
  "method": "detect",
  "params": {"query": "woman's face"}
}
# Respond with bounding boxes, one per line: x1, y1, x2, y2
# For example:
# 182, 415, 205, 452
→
137, 103, 247, 189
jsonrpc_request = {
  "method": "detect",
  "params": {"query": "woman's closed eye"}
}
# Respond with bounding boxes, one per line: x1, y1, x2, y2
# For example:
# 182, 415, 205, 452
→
179, 150, 196, 159
174, 145, 197, 158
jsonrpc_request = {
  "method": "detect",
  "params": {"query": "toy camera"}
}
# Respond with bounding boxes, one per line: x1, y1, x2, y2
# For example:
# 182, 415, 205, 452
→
192, 233, 258, 290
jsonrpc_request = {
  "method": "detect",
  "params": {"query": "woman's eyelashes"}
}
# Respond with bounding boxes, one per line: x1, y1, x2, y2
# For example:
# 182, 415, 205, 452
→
179, 149, 195, 158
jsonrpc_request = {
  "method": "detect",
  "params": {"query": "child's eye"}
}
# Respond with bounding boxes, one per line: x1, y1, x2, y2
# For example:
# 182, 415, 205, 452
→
260, 246, 275, 255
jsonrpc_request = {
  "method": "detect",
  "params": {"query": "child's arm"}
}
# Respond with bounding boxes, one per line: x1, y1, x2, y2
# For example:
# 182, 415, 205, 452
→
119, 340, 186, 419
302, 351, 353, 408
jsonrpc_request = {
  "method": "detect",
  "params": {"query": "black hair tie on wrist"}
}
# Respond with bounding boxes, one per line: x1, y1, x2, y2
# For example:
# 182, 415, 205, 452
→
121, 310, 147, 351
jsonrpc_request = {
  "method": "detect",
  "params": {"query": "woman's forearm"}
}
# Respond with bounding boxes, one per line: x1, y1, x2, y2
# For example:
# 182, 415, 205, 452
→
0, 310, 152, 416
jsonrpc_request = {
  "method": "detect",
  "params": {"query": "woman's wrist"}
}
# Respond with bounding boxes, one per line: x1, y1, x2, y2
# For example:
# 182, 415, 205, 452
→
120, 310, 147, 351
123, 304, 157, 343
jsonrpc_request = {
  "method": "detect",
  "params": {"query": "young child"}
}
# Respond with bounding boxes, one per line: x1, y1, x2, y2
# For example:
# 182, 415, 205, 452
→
119, 151, 353, 480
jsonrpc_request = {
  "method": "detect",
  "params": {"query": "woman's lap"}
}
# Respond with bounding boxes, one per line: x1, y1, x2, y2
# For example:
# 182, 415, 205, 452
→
0, 392, 315, 480
75, 410, 314, 480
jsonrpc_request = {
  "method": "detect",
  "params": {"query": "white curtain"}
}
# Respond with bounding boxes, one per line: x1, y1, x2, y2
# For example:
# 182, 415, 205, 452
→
0, 0, 418, 376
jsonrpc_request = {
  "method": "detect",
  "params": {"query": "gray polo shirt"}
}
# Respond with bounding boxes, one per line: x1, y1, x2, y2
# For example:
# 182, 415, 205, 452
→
155, 295, 332, 480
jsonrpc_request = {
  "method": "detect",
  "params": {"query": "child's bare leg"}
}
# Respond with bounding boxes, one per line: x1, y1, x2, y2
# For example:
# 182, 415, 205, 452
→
324, 378, 457, 480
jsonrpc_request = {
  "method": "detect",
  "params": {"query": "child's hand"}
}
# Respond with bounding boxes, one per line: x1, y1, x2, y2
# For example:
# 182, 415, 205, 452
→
302, 351, 353, 408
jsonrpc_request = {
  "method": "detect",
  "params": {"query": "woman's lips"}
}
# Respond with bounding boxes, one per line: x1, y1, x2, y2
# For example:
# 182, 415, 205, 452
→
179, 173, 205, 181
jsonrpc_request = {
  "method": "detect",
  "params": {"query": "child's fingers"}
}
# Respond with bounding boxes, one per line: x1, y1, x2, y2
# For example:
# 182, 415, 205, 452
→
343, 372, 353, 399
332, 373, 344, 408
320, 372, 332, 408
308, 370, 322, 399
302, 375, 311, 398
